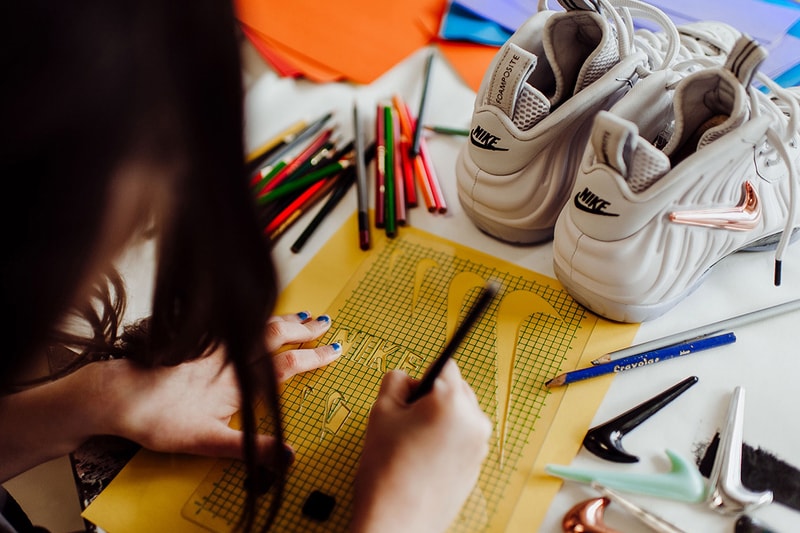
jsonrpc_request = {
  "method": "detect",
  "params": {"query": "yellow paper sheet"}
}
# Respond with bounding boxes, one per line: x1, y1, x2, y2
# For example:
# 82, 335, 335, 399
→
83, 212, 638, 532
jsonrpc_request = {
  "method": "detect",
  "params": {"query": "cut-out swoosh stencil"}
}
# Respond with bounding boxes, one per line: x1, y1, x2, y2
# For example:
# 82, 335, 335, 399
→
446, 272, 487, 339
412, 258, 439, 312
495, 290, 563, 467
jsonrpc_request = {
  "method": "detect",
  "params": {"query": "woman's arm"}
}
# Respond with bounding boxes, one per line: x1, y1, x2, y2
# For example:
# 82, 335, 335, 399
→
0, 311, 339, 483
0, 363, 109, 482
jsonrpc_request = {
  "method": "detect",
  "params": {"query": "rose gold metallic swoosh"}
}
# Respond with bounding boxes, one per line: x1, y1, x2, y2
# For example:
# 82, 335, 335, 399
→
669, 181, 761, 230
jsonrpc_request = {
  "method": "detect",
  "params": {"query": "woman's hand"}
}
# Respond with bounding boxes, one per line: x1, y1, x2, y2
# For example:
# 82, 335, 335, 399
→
102, 311, 341, 460
351, 359, 493, 533
264, 311, 341, 382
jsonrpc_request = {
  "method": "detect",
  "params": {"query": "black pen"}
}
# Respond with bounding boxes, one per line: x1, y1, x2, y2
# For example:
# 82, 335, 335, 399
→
353, 103, 371, 250
407, 281, 500, 403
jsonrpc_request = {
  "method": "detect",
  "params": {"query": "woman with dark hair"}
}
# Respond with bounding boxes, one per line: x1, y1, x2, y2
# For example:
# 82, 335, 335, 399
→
0, 1, 491, 532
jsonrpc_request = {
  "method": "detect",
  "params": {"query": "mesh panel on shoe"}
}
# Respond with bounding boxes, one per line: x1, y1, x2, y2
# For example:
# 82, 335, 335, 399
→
577, 32, 621, 92
627, 145, 670, 192
512, 86, 551, 131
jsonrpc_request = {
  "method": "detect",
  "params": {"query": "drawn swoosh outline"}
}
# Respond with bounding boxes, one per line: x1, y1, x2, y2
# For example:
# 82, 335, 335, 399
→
669, 181, 761, 230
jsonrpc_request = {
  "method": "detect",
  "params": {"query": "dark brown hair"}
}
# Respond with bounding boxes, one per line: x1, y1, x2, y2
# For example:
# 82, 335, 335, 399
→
1, 1, 285, 529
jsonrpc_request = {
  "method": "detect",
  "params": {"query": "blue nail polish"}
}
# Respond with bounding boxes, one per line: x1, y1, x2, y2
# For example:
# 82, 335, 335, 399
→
297, 311, 311, 321
331, 342, 342, 352
316, 314, 331, 323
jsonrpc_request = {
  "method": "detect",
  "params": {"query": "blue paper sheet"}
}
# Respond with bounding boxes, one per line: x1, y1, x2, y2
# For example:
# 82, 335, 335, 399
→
439, 2, 513, 45
438, 0, 800, 86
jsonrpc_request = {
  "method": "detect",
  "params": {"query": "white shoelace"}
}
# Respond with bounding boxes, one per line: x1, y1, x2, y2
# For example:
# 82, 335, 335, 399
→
536, 0, 723, 77
752, 74, 800, 284
544, 0, 681, 63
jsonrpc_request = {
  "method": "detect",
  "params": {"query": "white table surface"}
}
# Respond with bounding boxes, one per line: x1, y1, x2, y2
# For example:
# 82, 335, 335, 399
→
241, 43, 800, 533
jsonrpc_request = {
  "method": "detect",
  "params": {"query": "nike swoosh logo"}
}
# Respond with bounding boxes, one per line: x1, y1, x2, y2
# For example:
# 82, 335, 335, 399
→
669, 181, 761, 230
470, 135, 509, 151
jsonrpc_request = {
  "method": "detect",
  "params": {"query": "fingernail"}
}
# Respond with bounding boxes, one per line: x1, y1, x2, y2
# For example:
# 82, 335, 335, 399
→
297, 311, 311, 321
331, 342, 342, 354
316, 314, 331, 323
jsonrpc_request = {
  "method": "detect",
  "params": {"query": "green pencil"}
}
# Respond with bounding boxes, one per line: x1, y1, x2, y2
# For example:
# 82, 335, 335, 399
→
257, 159, 351, 205
383, 104, 397, 238
423, 125, 469, 137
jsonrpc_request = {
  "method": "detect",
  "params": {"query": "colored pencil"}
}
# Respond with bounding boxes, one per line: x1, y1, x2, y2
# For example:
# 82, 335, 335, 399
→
257, 159, 351, 205
290, 168, 356, 254
265, 176, 338, 238
407, 280, 500, 403
353, 103, 371, 251
419, 137, 447, 213
383, 104, 397, 238
249, 111, 333, 182
545, 331, 737, 388
391, 107, 407, 226
375, 103, 387, 229
390, 94, 418, 208
423, 125, 469, 137
410, 49, 435, 157
398, 99, 436, 211
253, 128, 334, 196
590, 297, 800, 365
245, 118, 307, 174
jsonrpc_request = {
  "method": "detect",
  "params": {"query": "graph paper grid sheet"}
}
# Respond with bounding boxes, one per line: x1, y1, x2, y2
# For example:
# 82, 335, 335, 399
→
181, 229, 597, 532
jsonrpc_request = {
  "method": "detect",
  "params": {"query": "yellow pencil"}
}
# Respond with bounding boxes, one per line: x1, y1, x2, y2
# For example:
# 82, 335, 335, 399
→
246, 119, 307, 164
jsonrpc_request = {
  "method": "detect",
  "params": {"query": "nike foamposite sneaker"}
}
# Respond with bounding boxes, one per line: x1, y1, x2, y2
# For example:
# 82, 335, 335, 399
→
553, 36, 800, 323
455, 0, 739, 244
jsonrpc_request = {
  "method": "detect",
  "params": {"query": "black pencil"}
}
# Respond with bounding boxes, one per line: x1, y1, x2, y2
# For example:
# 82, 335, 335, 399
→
290, 169, 356, 253
289, 141, 376, 253
407, 281, 500, 403
353, 103, 371, 250
410, 49, 435, 158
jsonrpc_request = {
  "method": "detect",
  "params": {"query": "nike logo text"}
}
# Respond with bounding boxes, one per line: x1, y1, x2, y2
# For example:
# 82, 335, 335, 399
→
470, 125, 509, 151
669, 181, 761, 230
574, 187, 620, 216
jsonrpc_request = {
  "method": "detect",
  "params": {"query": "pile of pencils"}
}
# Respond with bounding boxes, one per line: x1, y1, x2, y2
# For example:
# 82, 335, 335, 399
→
246, 111, 371, 253
373, 93, 447, 240
246, 50, 450, 253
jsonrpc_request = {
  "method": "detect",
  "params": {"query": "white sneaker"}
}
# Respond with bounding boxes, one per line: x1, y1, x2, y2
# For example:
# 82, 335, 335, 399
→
455, 0, 739, 244
553, 35, 800, 322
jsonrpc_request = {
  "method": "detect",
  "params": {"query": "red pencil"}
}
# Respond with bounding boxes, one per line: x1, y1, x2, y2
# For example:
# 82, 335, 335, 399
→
397, 99, 436, 212
391, 107, 407, 225
253, 128, 334, 197
419, 138, 446, 213
390, 94, 418, 208
264, 177, 333, 237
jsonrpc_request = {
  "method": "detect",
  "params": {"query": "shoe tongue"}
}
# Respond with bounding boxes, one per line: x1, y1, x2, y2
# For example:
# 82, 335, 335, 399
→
667, 75, 747, 157
483, 42, 551, 131
543, 11, 619, 105
591, 111, 671, 193
663, 35, 767, 158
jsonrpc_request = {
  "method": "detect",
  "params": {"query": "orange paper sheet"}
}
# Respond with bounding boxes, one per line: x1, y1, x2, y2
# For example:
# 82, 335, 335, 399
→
235, 0, 447, 84
436, 39, 499, 92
